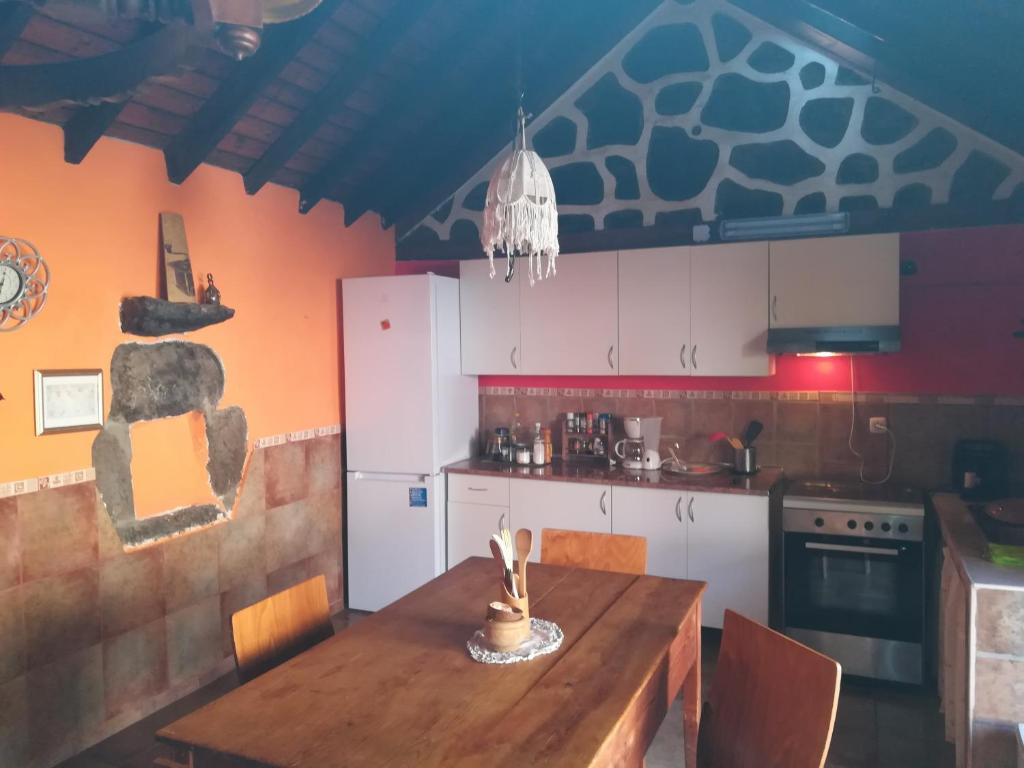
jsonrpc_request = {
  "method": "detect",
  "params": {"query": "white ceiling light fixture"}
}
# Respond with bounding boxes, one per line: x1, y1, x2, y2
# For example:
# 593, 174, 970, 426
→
480, 64, 559, 289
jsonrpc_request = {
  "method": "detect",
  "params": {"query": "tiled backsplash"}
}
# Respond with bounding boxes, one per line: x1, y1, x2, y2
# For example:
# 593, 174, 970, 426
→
480, 388, 1024, 490
0, 435, 343, 768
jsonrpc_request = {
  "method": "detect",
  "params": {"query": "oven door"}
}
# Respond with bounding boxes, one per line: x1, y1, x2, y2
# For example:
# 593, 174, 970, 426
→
784, 532, 923, 643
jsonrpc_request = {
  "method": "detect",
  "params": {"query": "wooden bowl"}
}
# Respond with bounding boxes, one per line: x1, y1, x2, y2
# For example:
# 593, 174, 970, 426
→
484, 613, 530, 651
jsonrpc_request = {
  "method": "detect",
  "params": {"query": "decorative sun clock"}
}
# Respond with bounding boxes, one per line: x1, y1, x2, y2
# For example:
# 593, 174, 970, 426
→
0, 237, 50, 332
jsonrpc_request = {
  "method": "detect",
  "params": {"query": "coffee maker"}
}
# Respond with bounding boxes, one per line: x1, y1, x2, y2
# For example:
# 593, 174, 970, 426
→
615, 416, 663, 471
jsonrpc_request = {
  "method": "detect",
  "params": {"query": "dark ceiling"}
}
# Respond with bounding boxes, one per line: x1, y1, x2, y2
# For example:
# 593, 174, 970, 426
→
1, 0, 1021, 233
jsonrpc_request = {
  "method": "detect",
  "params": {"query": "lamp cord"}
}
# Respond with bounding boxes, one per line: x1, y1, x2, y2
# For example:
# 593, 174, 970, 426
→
848, 356, 896, 485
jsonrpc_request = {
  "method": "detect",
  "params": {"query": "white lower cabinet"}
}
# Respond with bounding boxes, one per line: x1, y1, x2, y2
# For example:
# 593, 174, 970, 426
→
509, 479, 612, 562
686, 491, 770, 629
611, 486, 688, 580
448, 501, 508, 568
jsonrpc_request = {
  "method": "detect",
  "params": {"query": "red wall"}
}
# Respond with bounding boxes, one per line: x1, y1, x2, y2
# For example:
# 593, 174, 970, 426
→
398, 226, 1024, 396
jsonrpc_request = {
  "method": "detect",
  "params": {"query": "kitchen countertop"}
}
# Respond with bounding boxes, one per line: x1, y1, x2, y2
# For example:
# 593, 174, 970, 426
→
444, 457, 784, 496
932, 492, 1024, 591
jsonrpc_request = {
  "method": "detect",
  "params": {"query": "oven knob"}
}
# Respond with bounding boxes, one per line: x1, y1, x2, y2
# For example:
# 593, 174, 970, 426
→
864, 521, 874, 531
814, 517, 824, 528
847, 519, 857, 530
881, 522, 892, 532
898, 523, 909, 534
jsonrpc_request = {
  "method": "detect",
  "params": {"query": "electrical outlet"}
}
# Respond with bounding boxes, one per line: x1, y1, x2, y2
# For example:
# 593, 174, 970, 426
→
869, 417, 888, 434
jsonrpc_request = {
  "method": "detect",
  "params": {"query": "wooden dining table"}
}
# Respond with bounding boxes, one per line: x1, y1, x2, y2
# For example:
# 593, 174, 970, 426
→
158, 557, 705, 767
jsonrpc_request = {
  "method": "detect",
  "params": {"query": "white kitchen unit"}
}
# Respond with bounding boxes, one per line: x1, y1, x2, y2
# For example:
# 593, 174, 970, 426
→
687, 491, 770, 628
447, 473, 510, 568
611, 486, 687, 580
690, 242, 772, 376
769, 233, 900, 328
509, 478, 613, 561
519, 251, 619, 375
617, 247, 691, 375
458, 257, 522, 374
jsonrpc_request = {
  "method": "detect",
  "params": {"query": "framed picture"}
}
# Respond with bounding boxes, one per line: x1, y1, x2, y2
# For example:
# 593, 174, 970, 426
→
33, 369, 104, 436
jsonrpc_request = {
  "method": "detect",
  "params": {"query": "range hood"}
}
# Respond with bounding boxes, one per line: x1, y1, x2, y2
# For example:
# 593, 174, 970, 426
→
767, 325, 900, 354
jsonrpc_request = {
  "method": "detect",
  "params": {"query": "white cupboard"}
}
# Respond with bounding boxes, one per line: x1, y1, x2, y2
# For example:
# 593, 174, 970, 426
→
518, 251, 620, 375
769, 233, 899, 328
617, 247, 691, 375
459, 258, 522, 374
690, 242, 772, 376
509, 478, 612, 561
611, 486, 688, 580
686, 491, 770, 628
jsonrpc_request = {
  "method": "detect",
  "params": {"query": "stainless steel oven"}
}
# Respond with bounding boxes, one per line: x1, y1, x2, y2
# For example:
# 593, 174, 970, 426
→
783, 482, 926, 685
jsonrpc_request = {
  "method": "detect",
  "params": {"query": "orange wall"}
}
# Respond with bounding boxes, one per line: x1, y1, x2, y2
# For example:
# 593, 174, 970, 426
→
0, 113, 395, 488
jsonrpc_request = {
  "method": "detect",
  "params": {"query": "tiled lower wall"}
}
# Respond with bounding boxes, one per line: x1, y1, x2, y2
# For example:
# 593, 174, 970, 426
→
480, 388, 1024, 489
972, 588, 1024, 767
0, 434, 343, 768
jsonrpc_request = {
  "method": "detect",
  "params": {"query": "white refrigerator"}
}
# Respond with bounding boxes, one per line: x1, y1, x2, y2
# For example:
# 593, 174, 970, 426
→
342, 274, 478, 611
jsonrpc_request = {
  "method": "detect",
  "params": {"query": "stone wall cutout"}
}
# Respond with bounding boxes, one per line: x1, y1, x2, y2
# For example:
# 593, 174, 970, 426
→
93, 340, 248, 548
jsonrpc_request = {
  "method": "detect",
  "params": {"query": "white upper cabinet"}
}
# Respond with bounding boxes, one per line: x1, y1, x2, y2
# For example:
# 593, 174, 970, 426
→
520, 251, 619, 375
769, 234, 900, 328
617, 247, 691, 375
459, 258, 522, 374
690, 242, 772, 376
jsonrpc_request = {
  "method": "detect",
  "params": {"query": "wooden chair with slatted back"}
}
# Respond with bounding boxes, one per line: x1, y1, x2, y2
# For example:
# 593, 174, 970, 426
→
697, 609, 841, 768
230, 574, 335, 684
540, 528, 647, 575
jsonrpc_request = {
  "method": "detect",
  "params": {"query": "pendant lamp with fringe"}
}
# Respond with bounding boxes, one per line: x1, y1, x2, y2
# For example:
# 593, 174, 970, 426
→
481, 104, 559, 286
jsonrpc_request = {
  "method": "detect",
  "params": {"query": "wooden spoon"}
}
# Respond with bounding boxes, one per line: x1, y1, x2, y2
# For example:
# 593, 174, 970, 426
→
515, 528, 533, 597
489, 539, 510, 592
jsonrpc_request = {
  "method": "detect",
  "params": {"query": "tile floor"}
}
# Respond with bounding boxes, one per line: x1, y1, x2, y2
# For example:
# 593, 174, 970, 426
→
58, 614, 953, 768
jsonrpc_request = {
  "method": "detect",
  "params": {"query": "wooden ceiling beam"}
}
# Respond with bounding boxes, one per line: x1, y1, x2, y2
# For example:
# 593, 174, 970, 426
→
0, 4, 33, 59
241, 0, 432, 196
296, 1, 512, 215
359, 0, 662, 234
162, 0, 345, 184
62, 100, 126, 163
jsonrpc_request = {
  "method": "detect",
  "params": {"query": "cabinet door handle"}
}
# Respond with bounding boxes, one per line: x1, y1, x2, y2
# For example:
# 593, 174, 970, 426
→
467, 487, 488, 492
675, 497, 683, 522
607, 345, 615, 370
600, 490, 608, 516
687, 497, 695, 522
772, 295, 778, 323
510, 346, 518, 369
680, 344, 686, 369
691, 344, 697, 370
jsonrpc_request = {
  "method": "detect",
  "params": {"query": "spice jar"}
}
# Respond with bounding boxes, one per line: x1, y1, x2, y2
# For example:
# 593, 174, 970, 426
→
515, 443, 532, 465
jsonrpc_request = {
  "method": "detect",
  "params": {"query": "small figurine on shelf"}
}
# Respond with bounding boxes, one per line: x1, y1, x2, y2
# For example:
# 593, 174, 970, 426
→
202, 273, 221, 306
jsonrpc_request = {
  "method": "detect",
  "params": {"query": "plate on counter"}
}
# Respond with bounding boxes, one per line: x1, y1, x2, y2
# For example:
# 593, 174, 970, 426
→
662, 461, 730, 477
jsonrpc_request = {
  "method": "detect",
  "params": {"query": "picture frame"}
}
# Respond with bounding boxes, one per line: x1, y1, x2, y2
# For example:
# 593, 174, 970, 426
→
33, 369, 104, 436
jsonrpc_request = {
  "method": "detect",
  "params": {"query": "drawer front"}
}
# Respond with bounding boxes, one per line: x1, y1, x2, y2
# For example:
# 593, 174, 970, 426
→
448, 473, 510, 506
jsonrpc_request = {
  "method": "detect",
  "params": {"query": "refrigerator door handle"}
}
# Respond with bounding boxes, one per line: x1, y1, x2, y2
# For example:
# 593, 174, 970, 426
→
352, 472, 430, 483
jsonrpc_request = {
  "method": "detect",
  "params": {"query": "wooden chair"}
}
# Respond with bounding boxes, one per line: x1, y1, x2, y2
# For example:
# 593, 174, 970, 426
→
697, 609, 841, 768
230, 574, 335, 684
540, 528, 647, 575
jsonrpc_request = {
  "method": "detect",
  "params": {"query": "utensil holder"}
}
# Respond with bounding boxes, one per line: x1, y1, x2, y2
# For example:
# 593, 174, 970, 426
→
499, 580, 529, 620
484, 612, 530, 651
734, 446, 757, 475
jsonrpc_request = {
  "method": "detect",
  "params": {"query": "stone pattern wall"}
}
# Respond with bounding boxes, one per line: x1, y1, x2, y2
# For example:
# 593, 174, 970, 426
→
480, 388, 1024, 489
0, 435, 342, 768
408, 0, 1024, 245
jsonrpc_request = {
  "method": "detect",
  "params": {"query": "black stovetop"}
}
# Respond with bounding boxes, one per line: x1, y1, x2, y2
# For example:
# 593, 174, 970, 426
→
786, 478, 924, 505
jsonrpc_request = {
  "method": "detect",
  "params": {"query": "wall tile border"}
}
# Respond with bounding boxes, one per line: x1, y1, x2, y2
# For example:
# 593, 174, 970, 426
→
479, 386, 1024, 408
1, 424, 343, 500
